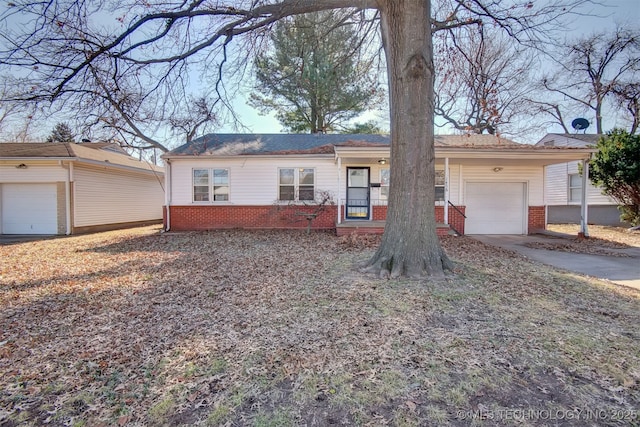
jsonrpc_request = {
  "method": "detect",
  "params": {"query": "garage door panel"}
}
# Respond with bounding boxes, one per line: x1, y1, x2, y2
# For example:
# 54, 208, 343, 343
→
2, 184, 58, 234
466, 182, 525, 234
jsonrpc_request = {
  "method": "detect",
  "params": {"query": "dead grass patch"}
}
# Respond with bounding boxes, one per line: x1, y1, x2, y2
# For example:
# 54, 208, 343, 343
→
547, 224, 640, 247
1, 227, 639, 426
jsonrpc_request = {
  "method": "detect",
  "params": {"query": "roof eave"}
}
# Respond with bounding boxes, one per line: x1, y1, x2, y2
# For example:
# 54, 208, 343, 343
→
436, 147, 596, 160
1, 156, 163, 174
162, 153, 335, 160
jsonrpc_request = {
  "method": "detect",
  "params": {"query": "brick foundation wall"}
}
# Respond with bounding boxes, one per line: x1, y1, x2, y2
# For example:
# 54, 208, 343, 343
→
528, 206, 546, 233
167, 205, 337, 231
167, 204, 469, 234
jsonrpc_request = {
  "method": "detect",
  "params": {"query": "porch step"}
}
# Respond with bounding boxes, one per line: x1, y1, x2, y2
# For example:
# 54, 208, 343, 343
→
335, 221, 452, 237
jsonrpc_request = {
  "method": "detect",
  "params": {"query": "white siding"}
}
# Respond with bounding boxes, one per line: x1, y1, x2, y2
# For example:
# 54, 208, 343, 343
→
74, 165, 164, 227
461, 165, 543, 205
545, 163, 568, 204
544, 161, 614, 206
169, 157, 339, 205
0, 164, 67, 182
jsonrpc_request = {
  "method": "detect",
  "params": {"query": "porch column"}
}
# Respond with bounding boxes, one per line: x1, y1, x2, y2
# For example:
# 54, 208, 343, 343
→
65, 161, 73, 235
444, 157, 449, 225
580, 159, 589, 237
337, 157, 342, 224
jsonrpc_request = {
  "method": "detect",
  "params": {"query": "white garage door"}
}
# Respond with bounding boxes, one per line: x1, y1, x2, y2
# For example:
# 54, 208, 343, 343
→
2, 183, 58, 234
465, 182, 526, 234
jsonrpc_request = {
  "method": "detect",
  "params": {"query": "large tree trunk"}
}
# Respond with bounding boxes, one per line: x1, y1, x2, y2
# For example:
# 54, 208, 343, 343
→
364, 0, 452, 278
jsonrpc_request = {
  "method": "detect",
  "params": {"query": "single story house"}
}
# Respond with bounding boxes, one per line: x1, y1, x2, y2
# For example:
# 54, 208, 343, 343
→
162, 133, 595, 236
536, 133, 623, 226
0, 142, 164, 235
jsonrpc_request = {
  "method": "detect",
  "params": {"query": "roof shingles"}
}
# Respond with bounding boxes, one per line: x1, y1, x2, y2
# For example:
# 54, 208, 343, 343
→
165, 133, 531, 157
0, 142, 162, 172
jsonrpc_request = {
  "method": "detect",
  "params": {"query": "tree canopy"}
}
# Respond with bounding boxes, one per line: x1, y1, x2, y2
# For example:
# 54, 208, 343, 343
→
589, 129, 640, 225
434, 26, 535, 136
540, 27, 640, 134
250, 10, 383, 133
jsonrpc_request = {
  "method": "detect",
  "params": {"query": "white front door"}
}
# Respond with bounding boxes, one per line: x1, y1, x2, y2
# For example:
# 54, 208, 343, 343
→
2, 183, 58, 234
465, 182, 526, 234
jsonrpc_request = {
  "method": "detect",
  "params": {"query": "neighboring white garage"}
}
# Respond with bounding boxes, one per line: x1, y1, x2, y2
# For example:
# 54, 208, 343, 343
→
1, 142, 164, 235
1, 183, 58, 234
465, 182, 526, 234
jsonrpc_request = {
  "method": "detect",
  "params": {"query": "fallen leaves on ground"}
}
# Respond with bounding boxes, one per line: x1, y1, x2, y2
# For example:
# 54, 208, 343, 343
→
548, 224, 640, 247
1, 226, 639, 426
525, 224, 640, 256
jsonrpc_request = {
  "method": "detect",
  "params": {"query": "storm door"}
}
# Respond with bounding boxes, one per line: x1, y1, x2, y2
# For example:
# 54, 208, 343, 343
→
346, 167, 370, 219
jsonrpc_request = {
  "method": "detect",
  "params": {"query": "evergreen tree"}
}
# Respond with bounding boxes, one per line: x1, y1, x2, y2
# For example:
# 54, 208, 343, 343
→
589, 129, 640, 225
46, 122, 76, 142
250, 11, 382, 134
341, 120, 386, 134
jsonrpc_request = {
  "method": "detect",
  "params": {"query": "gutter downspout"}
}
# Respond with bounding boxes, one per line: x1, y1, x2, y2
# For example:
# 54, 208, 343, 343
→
580, 159, 589, 237
65, 161, 74, 235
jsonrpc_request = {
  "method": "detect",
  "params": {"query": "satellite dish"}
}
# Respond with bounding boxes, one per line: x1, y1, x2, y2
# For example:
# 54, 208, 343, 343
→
571, 118, 590, 131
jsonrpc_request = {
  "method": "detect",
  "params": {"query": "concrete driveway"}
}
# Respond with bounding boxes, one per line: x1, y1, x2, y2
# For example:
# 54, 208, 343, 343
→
472, 234, 640, 291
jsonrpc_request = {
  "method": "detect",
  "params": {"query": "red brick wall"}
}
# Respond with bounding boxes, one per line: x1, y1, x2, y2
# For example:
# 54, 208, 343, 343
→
528, 206, 546, 233
372, 205, 387, 221
167, 205, 337, 231
167, 204, 468, 234
443, 205, 466, 235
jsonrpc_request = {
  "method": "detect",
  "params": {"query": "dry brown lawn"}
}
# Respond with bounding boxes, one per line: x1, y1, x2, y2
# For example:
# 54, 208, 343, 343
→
1, 226, 639, 426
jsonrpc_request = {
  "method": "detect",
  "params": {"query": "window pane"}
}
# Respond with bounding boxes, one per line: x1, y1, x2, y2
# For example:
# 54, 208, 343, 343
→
299, 186, 315, 201
213, 185, 229, 201
193, 169, 209, 202
194, 186, 209, 201
569, 174, 582, 202
213, 169, 228, 185
380, 169, 390, 186
299, 168, 314, 185
435, 170, 445, 185
348, 169, 368, 187
279, 168, 294, 185
279, 186, 295, 201
435, 186, 445, 202
570, 188, 582, 202
569, 174, 582, 187
193, 169, 209, 186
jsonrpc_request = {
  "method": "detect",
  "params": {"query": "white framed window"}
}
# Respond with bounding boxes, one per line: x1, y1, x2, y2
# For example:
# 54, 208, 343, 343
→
569, 173, 582, 203
435, 169, 445, 202
279, 168, 315, 201
380, 168, 390, 200
378, 168, 445, 202
193, 168, 229, 202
